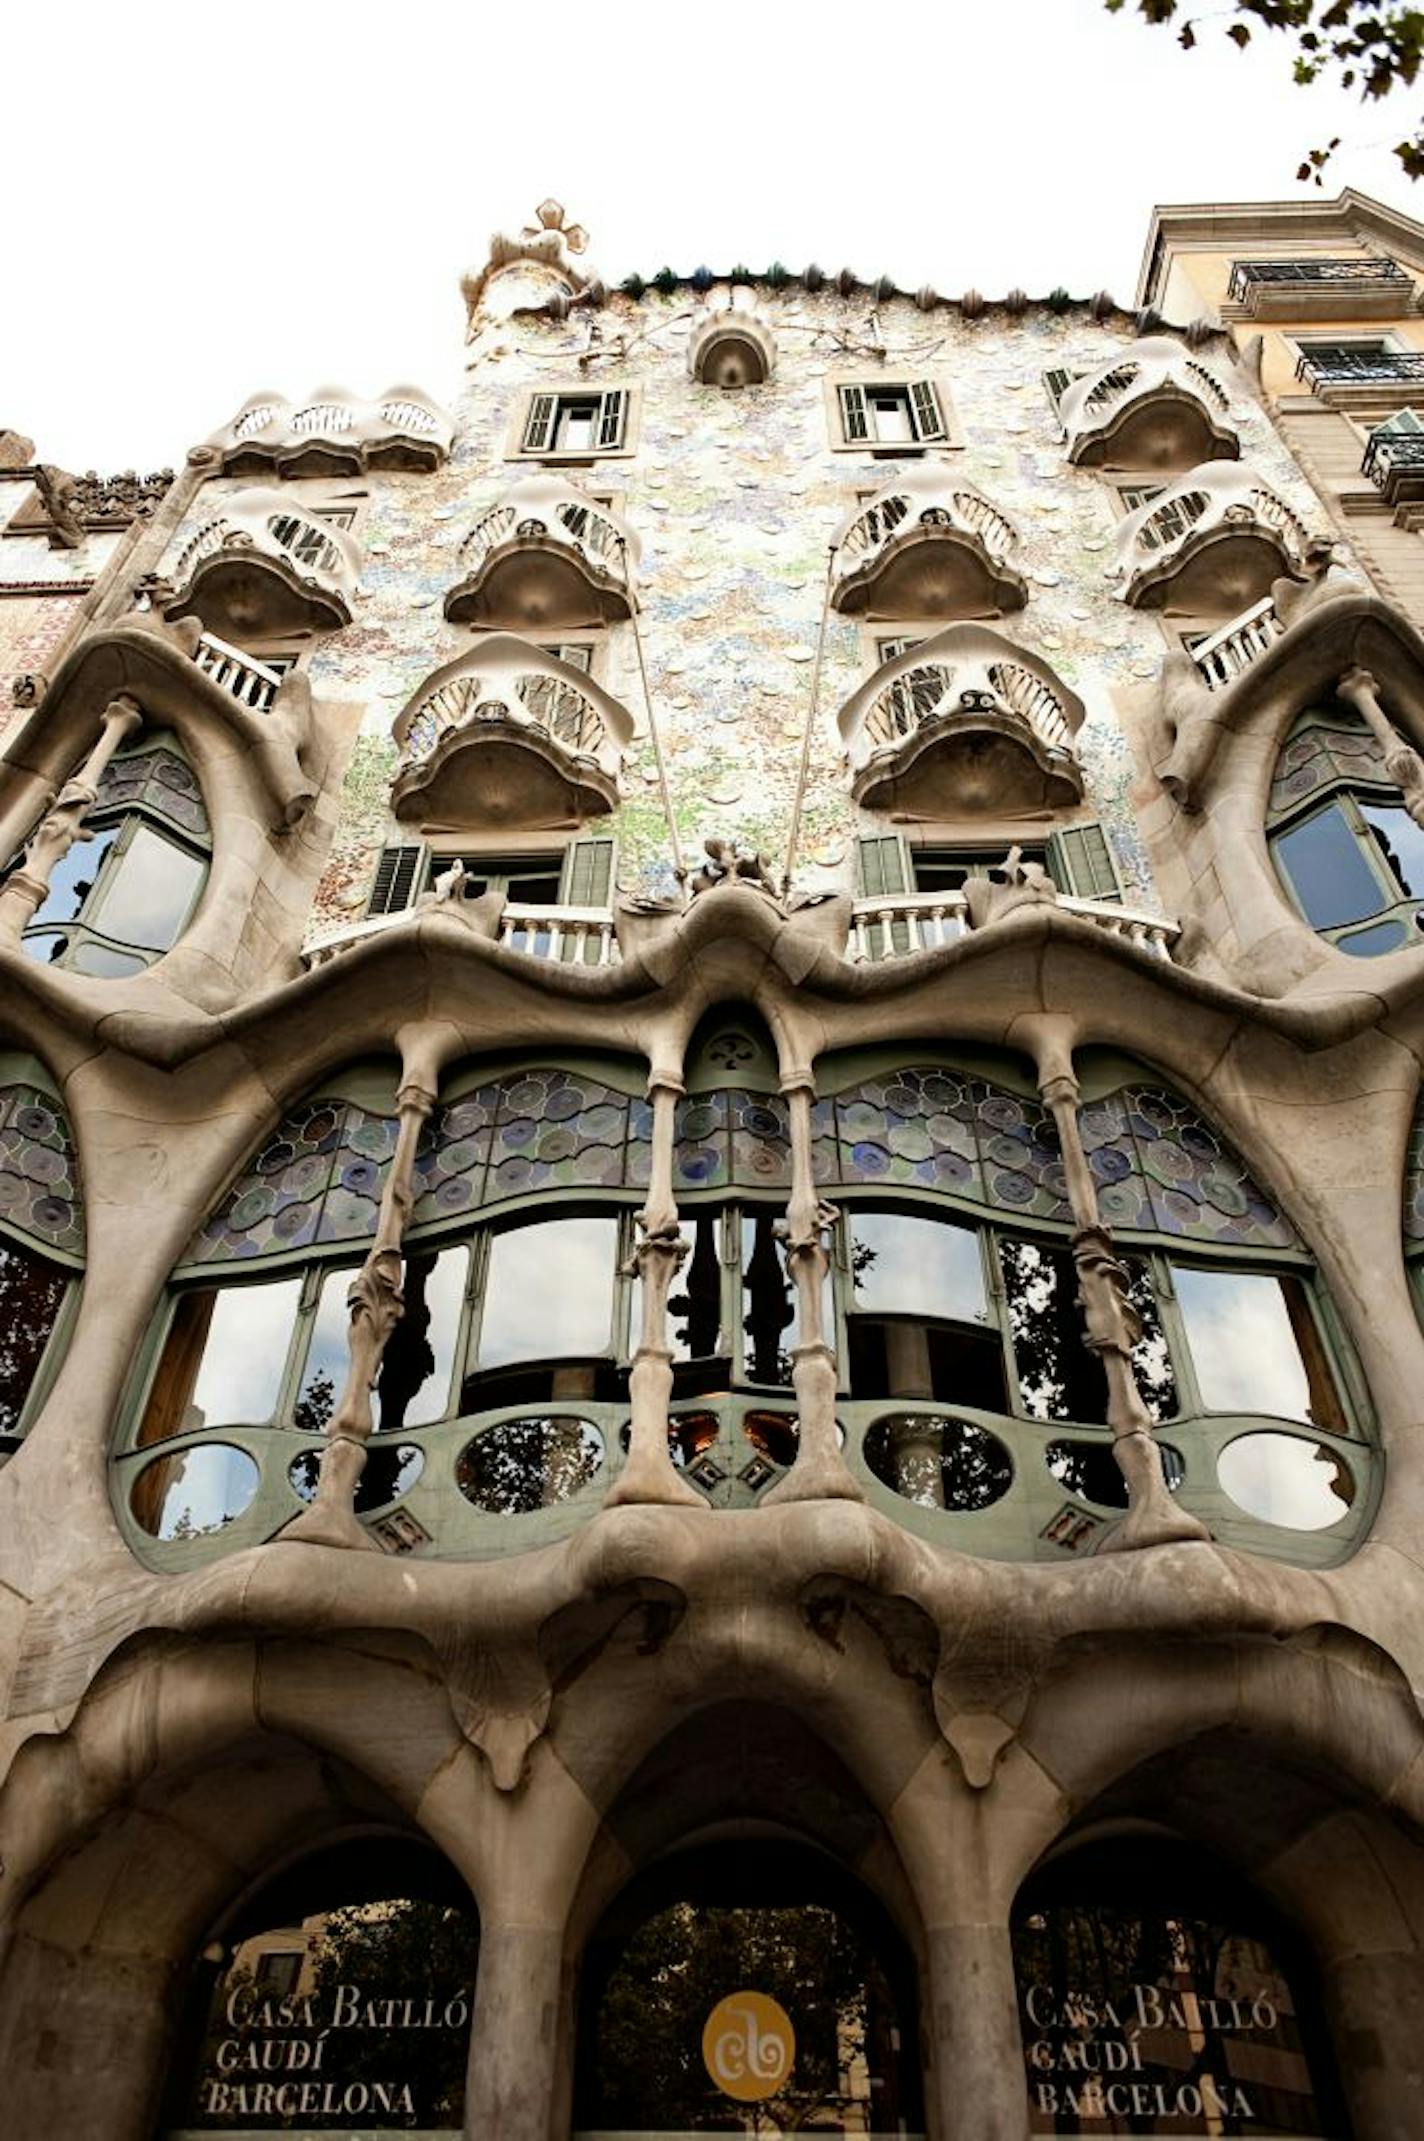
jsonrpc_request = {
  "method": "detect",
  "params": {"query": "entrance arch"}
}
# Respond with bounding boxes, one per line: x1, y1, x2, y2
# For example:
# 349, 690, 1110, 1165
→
160, 1832, 479, 2134
570, 1701, 926, 2139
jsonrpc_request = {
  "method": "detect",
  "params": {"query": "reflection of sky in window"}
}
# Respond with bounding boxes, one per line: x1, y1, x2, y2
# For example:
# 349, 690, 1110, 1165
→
479, 1217, 616, 1367
1172, 1265, 1309, 1419
29, 823, 118, 925
851, 1210, 986, 1323
1217, 1431, 1353, 1531
90, 825, 204, 950
188, 1276, 302, 1428
145, 1442, 259, 1538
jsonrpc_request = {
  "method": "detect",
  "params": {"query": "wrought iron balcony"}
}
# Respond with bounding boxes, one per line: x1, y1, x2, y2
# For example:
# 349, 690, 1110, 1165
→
1116, 461, 1310, 615
1059, 337, 1236, 472
837, 623, 1083, 815
1227, 256, 1415, 321
210, 388, 453, 476
1296, 349, 1424, 390
1362, 428, 1424, 506
443, 476, 637, 629
391, 634, 634, 829
165, 489, 359, 638
832, 469, 1025, 620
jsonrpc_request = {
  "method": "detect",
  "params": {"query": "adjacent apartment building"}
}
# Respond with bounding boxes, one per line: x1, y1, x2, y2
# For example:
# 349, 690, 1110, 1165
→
2, 189, 1424, 2138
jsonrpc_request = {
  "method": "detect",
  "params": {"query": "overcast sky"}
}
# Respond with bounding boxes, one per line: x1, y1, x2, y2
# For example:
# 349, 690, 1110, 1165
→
8, 0, 1423, 469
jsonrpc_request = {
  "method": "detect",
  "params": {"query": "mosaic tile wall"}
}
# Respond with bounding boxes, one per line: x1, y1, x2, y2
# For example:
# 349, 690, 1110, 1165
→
151, 280, 1332, 936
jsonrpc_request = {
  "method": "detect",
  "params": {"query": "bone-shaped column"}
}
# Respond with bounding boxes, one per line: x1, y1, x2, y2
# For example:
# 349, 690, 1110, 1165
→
1033, 1028, 1209, 1553
279, 1029, 442, 1550
605, 1064, 702, 1507
0, 695, 143, 942
763, 1071, 862, 1505
1338, 666, 1424, 828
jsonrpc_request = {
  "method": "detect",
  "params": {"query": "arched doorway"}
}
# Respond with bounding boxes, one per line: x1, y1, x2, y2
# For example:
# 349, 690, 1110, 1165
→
1012, 1833, 1349, 2137
570, 1701, 925, 2139
159, 1834, 479, 2135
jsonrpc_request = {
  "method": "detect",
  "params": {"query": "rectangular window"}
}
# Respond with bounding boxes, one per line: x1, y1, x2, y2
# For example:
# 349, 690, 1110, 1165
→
875, 634, 925, 666
517, 388, 632, 459
1043, 368, 1080, 416
1117, 483, 1165, 515
1172, 1264, 1344, 1431
834, 378, 951, 450
475, 1216, 618, 1372
909, 845, 1049, 895
426, 852, 567, 906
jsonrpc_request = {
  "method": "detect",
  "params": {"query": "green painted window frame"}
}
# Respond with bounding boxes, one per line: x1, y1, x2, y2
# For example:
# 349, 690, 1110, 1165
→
17, 735, 211, 974
1269, 783, 1424, 954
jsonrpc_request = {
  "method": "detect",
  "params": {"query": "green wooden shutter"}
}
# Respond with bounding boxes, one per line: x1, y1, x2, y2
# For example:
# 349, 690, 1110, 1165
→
856, 834, 910, 898
838, 384, 869, 443
367, 843, 426, 915
1050, 824, 1120, 903
561, 836, 616, 908
1043, 368, 1075, 415
523, 394, 556, 452
909, 379, 947, 443
598, 390, 627, 449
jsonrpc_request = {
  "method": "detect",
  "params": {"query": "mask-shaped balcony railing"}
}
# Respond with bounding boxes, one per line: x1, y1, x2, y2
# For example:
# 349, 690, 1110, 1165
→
209, 388, 453, 476
837, 623, 1084, 816
391, 634, 634, 828
1115, 461, 1310, 615
832, 469, 1026, 620
165, 489, 359, 638
443, 476, 638, 629
1059, 337, 1237, 472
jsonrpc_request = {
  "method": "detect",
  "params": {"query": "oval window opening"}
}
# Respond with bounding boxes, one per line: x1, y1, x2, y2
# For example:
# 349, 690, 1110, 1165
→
131, 1442, 260, 1539
1046, 1437, 1184, 1509
289, 1442, 424, 1513
455, 1414, 603, 1514
1217, 1431, 1355, 1531
864, 1411, 1012, 1511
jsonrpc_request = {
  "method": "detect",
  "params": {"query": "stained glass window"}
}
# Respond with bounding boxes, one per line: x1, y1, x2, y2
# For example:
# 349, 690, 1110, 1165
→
672, 1089, 791, 1193
184, 1097, 400, 1264
1405, 1104, 1424, 1245
413, 1069, 650, 1223
1077, 1085, 1296, 1249
1267, 712, 1388, 827
814, 1066, 1070, 1221
0, 1083, 85, 1259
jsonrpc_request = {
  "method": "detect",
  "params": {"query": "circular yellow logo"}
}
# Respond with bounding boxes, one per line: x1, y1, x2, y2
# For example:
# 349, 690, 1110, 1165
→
702, 1990, 795, 2102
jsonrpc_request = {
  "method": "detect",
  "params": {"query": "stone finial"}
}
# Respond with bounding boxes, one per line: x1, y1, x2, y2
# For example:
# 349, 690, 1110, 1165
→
521, 200, 588, 255
462, 201, 595, 328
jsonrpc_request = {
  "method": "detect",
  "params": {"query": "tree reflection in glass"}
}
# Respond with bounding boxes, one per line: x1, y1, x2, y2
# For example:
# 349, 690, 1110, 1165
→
0, 1237, 69, 1436
455, 1415, 603, 1514
294, 1249, 466, 1434
1001, 1237, 1176, 1423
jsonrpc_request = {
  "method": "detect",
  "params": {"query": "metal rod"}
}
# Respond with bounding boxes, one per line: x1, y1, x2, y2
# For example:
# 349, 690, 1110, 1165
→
620, 538, 685, 883
782, 543, 838, 899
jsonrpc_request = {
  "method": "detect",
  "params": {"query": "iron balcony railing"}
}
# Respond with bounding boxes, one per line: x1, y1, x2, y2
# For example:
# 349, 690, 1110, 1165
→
1229, 257, 1410, 301
1362, 431, 1424, 488
1296, 349, 1424, 389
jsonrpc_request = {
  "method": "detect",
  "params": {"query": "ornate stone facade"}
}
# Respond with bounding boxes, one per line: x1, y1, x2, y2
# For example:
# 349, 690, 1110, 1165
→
2, 197, 1424, 2141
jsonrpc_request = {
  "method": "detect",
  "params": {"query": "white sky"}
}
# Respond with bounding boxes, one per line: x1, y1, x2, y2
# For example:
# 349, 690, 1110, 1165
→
7, 0, 1423, 469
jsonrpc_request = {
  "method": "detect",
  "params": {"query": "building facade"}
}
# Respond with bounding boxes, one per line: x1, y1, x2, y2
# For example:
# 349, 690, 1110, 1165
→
2, 192, 1424, 2137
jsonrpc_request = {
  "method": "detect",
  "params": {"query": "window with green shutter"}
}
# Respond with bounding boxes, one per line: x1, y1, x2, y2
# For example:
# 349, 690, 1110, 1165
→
560, 837, 616, 909
1049, 824, 1121, 903
836, 380, 953, 449
367, 844, 427, 916
856, 834, 909, 899
521, 390, 631, 457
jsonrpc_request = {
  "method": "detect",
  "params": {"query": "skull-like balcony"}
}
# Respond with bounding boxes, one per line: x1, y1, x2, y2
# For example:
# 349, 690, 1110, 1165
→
164, 490, 360, 638
1116, 462, 1310, 616
838, 624, 1084, 816
211, 389, 453, 477
443, 478, 638, 630
391, 634, 634, 829
1060, 338, 1238, 472
832, 470, 1027, 621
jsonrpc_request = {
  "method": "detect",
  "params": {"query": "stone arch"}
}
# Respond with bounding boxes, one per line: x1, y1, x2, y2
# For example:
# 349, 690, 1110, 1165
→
1006, 1719, 1424, 2140
0, 1730, 480, 2141
564, 1698, 929, 2140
